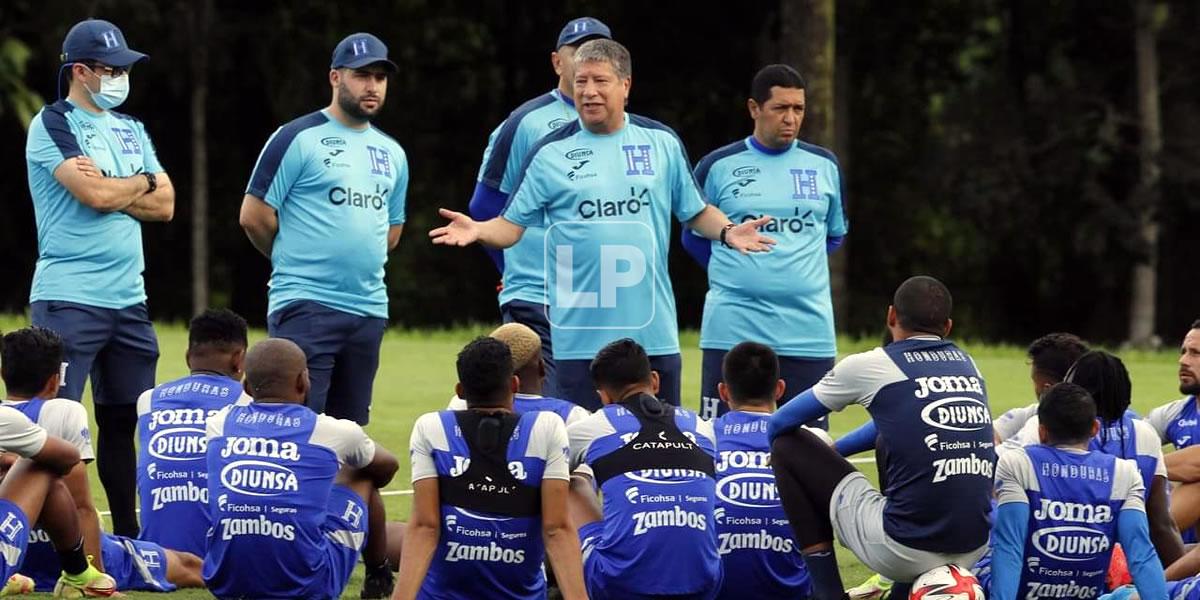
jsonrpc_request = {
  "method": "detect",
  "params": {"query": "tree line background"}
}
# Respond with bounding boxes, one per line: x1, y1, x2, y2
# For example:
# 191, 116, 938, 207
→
0, 0, 1196, 346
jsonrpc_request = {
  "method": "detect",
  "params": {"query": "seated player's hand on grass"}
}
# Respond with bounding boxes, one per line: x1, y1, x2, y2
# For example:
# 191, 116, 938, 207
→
429, 208, 481, 246
725, 215, 776, 254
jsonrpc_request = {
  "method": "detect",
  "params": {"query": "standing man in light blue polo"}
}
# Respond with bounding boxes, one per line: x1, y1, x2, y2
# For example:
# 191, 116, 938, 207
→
24, 18, 175, 538
239, 33, 408, 426
682, 65, 847, 425
468, 16, 613, 399
432, 39, 775, 410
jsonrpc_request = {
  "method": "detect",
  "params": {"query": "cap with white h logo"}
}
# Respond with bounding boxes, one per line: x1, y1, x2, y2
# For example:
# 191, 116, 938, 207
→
331, 32, 398, 72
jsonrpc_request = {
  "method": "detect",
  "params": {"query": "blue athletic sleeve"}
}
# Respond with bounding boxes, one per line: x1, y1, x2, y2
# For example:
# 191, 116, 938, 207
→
468, 182, 509, 272
388, 147, 409, 225
989, 502, 1030, 600
826, 159, 848, 237
26, 113, 79, 173
136, 121, 163, 174
246, 129, 305, 210
826, 235, 845, 254
680, 228, 711, 268
834, 420, 877, 456
1117, 509, 1168, 600
502, 152, 550, 228
668, 136, 708, 223
767, 389, 831, 442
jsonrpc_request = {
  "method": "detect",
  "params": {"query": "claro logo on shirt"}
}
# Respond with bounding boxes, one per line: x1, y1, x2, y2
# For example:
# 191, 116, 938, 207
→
328, 184, 388, 210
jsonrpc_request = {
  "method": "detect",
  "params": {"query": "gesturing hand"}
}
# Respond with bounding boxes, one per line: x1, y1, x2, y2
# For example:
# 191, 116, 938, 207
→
725, 216, 777, 254
429, 208, 482, 246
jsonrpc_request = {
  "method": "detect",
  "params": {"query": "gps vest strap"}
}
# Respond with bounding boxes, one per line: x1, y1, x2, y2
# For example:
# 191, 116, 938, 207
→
438, 410, 541, 518
591, 393, 715, 486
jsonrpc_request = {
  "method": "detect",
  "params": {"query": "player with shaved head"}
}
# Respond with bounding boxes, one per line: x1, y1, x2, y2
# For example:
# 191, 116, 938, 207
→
203, 338, 400, 599
768, 276, 995, 600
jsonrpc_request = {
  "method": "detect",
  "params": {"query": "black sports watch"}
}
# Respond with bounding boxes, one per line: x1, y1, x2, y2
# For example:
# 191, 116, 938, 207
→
719, 223, 736, 248
142, 171, 157, 194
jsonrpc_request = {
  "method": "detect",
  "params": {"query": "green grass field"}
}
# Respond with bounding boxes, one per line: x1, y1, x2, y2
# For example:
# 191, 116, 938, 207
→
0, 315, 1185, 598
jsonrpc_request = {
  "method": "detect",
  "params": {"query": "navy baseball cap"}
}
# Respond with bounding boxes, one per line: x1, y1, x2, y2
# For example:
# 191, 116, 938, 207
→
60, 19, 147, 67
557, 17, 611, 48
331, 33, 398, 72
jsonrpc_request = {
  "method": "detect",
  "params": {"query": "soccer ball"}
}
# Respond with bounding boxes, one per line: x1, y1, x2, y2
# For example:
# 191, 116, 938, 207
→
910, 564, 985, 600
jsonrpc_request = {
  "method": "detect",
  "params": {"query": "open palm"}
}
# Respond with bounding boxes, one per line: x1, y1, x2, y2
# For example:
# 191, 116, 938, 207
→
429, 208, 481, 246
726, 216, 777, 253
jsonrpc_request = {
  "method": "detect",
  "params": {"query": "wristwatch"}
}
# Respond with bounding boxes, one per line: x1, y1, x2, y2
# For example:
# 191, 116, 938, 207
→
719, 223, 735, 248
142, 172, 157, 194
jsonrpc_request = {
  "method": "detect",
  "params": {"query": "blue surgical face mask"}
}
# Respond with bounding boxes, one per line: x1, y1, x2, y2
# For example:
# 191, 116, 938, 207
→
83, 66, 130, 110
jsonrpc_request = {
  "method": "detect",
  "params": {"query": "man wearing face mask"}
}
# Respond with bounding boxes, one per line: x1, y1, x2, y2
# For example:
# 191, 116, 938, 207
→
24, 18, 175, 539
238, 31, 407, 513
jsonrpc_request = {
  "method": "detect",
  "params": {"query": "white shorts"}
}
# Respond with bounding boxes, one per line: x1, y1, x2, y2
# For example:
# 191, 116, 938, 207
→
830, 472, 988, 582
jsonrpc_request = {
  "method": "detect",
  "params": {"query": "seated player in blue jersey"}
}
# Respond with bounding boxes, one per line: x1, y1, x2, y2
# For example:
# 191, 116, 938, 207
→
136, 308, 250, 557
431, 39, 776, 411
393, 337, 586, 600
712, 341, 813, 600
203, 338, 400, 600
447, 323, 590, 426
992, 333, 1090, 443
988, 381, 1167, 600
566, 338, 722, 600
0, 409, 119, 597
1146, 320, 1200, 539
1005, 350, 1187, 568
0, 327, 205, 593
768, 276, 996, 600
0, 335, 121, 596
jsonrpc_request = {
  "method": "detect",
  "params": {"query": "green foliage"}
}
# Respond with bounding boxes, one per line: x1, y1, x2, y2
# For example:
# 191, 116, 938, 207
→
0, 37, 44, 130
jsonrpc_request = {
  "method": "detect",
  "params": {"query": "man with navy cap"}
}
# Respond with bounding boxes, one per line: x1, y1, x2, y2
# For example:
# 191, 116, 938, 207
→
239, 31, 408, 432
239, 37, 406, 596
24, 18, 175, 539
467, 16, 612, 399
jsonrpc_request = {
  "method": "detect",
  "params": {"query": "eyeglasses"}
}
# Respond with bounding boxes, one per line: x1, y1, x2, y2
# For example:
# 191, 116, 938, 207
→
81, 63, 130, 77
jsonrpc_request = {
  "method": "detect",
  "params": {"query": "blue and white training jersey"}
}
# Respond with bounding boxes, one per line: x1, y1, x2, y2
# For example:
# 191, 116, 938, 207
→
1147, 396, 1200, 450
692, 137, 846, 358
477, 89, 577, 306
409, 410, 570, 599
136, 373, 249, 556
1008, 411, 1166, 497
203, 402, 377, 599
567, 396, 722, 597
502, 114, 708, 360
995, 445, 1144, 600
25, 99, 163, 308
712, 410, 810, 600
246, 109, 408, 319
812, 336, 997, 553
447, 392, 590, 427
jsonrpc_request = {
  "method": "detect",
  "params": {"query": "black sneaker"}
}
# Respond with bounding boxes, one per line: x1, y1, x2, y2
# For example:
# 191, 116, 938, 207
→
360, 561, 395, 599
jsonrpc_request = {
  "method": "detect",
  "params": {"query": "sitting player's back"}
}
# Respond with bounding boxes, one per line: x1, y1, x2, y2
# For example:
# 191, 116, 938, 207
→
574, 398, 721, 598
567, 339, 723, 600
138, 308, 251, 556
137, 372, 246, 555
413, 409, 567, 599
711, 341, 811, 599
203, 401, 368, 599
